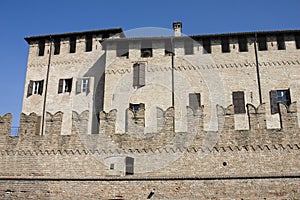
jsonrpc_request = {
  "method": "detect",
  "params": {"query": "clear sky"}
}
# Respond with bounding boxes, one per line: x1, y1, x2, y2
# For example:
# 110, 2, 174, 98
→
0, 0, 300, 126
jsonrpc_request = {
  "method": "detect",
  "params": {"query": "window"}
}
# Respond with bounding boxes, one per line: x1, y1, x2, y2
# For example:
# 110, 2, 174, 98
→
38, 40, 45, 56
58, 78, 73, 93
221, 37, 230, 53
238, 36, 248, 52
133, 63, 145, 88
27, 80, 44, 97
257, 35, 267, 51
129, 103, 145, 112
270, 89, 291, 114
76, 78, 90, 94
232, 91, 246, 114
203, 38, 211, 54
125, 157, 134, 175
54, 38, 60, 55
69, 36, 76, 53
116, 42, 129, 57
85, 35, 92, 52
295, 34, 300, 49
189, 93, 201, 111
141, 41, 152, 57
184, 40, 194, 55
164, 39, 173, 56
277, 35, 286, 50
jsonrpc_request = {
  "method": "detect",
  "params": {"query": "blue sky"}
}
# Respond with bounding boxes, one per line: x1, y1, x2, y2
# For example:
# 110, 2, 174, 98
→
0, 0, 300, 126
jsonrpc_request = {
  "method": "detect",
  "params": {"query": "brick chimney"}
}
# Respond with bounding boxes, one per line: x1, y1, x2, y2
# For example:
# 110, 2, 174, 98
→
173, 22, 182, 37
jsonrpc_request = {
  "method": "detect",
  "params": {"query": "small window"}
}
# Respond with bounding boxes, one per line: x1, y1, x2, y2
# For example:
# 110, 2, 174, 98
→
238, 36, 248, 52
202, 39, 211, 54
133, 63, 145, 88
277, 35, 285, 50
164, 40, 173, 56
27, 80, 44, 97
85, 35, 92, 52
270, 89, 291, 114
54, 38, 60, 55
221, 37, 230, 53
38, 40, 45, 56
295, 34, 300, 49
129, 103, 145, 112
125, 157, 134, 175
69, 36, 76, 53
58, 78, 73, 93
141, 41, 152, 57
232, 91, 246, 114
189, 93, 201, 111
76, 78, 90, 94
116, 42, 129, 58
184, 40, 194, 55
257, 35, 267, 51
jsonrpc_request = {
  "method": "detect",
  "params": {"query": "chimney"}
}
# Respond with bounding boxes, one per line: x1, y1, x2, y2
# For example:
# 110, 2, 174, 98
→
173, 22, 182, 36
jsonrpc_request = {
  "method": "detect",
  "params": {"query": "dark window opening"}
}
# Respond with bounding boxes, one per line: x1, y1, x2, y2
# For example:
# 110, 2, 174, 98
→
129, 103, 145, 112
232, 91, 246, 114
257, 35, 267, 51
85, 35, 92, 52
221, 37, 230, 53
238, 36, 248, 52
164, 40, 173, 56
133, 63, 146, 88
141, 41, 152, 57
295, 34, 300, 49
189, 93, 201, 111
203, 39, 211, 54
102, 33, 109, 39
110, 164, 114, 170
54, 38, 60, 55
69, 36, 76, 53
125, 157, 134, 175
116, 42, 129, 58
184, 40, 194, 55
38, 40, 45, 56
58, 78, 73, 93
27, 80, 44, 97
277, 35, 286, 50
270, 89, 291, 114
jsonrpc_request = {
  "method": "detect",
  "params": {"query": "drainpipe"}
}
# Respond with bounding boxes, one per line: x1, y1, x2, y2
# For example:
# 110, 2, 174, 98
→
171, 38, 175, 131
254, 33, 263, 105
41, 35, 53, 135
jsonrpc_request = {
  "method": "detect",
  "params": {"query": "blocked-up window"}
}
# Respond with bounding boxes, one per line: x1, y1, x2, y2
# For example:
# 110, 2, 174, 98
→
232, 91, 246, 114
54, 38, 60, 55
69, 36, 76, 53
133, 63, 145, 88
38, 40, 45, 56
184, 40, 194, 55
277, 35, 286, 50
27, 80, 44, 97
238, 36, 248, 52
85, 35, 92, 52
141, 41, 152, 57
202, 38, 211, 54
76, 78, 90, 94
116, 42, 129, 57
125, 157, 134, 175
257, 35, 268, 51
189, 93, 201, 111
221, 37, 230, 53
58, 78, 73, 93
270, 89, 291, 114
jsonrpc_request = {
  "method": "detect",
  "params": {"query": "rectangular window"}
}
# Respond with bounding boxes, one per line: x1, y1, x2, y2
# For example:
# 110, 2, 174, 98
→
141, 41, 152, 58
85, 35, 92, 52
129, 103, 145, 112
58, 78, 73, 93
238, 36, 248, 52
202, 39, 211, 54
257, 35, 268, 51
54, 38, 60, 55
133, 63, 145, 88
221, 37, 230, 53
164, 39, 173, 56
76, 78, 90, 94
232, 91, 246, 114
125, 157, 134, 175
184, 40, 194, 55
38, 40, 45, 56
116, 42, 129, 58
270, 89, 291, 114
295, 34, 300, 49
27, 80, 44, 97
69, 36, 76, 53
189, 93, 201, 111
277, 35, 286, 50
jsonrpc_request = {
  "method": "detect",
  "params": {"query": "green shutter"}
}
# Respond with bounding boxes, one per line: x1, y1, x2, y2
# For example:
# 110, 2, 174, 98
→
270, 90, 278, 114
27, 80, 33, 97
189, 93, 201, 111
133, 63, 139, 87
76, 79, 82, 94
233, 91, 246, 114
58, 79, 63, 93
138, 63, 145, 87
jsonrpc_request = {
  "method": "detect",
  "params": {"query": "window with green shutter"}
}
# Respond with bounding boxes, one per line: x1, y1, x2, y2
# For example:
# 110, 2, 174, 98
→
232, 91, 246, 114
133, 63, 145, 88
189, 93, 201, 111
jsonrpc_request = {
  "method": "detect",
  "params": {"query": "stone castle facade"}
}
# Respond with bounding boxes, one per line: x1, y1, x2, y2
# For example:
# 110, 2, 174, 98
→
0, 22, 299, 199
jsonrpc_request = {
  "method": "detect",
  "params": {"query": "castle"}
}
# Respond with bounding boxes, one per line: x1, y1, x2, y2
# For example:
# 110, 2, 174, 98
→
0, 22, 299, 199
